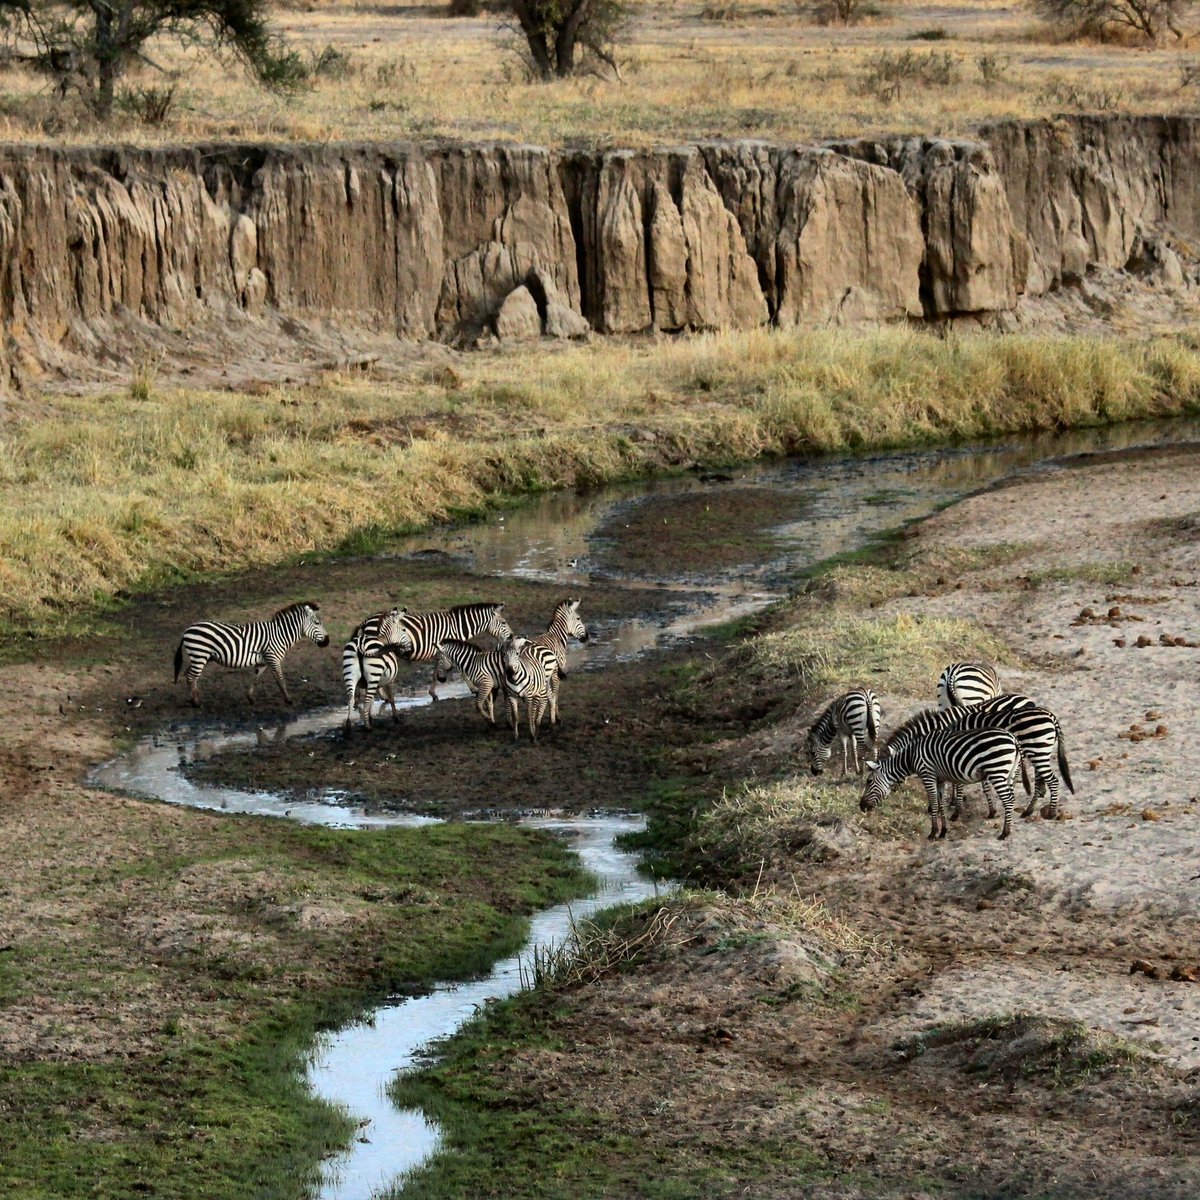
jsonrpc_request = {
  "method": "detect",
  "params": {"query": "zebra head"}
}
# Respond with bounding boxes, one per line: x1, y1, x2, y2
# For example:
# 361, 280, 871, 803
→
302, 603, 331, 648
500, 636, 526, 685
434, 643, 455, 685
485, 604, 514, 645
379, 607, 412, 652
805, 728, 833, 776
859, 760, 891, 813
559, 598, 589, 644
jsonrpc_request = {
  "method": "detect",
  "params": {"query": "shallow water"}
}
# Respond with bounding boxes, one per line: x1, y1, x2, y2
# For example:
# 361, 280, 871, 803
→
91, 416, 1200, 1199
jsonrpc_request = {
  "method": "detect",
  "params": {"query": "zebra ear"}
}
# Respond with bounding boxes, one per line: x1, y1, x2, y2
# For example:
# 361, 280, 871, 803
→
865, 759, 880, 771
307, 601, 320, 612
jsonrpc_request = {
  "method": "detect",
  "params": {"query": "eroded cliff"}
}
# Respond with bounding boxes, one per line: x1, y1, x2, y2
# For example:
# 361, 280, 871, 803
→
0, 115, 1196, 386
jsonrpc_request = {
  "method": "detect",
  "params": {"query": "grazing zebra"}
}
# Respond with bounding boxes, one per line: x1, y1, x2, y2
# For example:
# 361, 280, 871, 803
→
936, 662, 1000, 710
342, 608, 412, 729
434, 639, 507, 726
500, 636, 552, 741
862, 727, 1022, 841
805, 688, 881, 777
174, 602, 330, 706
399, 603, 513, 700
882, 694, 1073, 820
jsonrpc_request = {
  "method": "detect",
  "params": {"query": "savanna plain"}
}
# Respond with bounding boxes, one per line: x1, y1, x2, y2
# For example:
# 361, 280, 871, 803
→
2, 1, 1200, 1198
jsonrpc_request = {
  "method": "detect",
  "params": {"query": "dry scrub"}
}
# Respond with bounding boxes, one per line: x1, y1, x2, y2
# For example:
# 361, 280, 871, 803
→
1, 0, 1199, 146
4, 327, 1199, 637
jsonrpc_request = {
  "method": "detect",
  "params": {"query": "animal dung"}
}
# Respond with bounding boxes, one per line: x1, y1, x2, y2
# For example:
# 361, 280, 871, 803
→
1130, 959, 1163, 979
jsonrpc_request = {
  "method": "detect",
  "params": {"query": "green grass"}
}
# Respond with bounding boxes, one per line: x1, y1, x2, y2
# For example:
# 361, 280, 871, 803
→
4, 327, 1200, 639
0, 819, 595, 1200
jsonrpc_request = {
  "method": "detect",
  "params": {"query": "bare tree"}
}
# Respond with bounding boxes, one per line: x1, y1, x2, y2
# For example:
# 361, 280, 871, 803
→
504, 0, 629, 79
0, 0, 304, 119
1032, 0, 1190, 40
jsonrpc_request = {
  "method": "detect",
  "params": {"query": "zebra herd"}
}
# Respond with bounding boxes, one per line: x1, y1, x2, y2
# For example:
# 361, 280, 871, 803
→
173, 598, 590, 740
805, 663, 1074, 842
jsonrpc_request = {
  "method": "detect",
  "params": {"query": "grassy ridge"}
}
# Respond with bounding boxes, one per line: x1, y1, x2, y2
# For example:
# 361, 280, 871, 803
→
4, 328, 1200, 637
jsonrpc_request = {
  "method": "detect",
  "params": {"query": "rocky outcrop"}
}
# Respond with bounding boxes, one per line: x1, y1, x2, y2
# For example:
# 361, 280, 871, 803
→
0, 116, 1196, 385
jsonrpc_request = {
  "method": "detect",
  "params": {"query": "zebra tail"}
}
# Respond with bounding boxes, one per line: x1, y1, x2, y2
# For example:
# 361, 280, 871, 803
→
866, 702, 878, 746
1058, 730, 1076, 795
173, 640, 183, 683
1020, 756, 1032, 796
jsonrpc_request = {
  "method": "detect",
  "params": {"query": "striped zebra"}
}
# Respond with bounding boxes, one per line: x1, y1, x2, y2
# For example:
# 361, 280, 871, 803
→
174, 602, 330, 706
862, 727, 1023, 841
500, 636, 552, 741
434, 639, 506, 726
882, 694, 1073, 821
528, 598, 589, 679
523, 599, 589, 727
352, 644, 418, 727
936, 662, 1000, 710
805, 688, 881, 777
342, 608, 412, 729
400, 603, 513, 701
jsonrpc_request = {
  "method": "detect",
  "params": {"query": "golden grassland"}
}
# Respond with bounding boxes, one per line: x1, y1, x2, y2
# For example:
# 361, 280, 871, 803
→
3, 326, 1199, 636
1, 0, 1199, 148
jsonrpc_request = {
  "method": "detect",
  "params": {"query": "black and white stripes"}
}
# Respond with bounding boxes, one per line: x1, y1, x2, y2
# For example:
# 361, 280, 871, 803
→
936, 662, 1000, 709
805, 688, 881, 777
174, 602, 330, 706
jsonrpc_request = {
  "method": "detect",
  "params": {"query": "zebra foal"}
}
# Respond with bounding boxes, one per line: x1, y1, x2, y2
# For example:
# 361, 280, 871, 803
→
400, 603, 513, 701
936, 662, 1000, 710
434, 639, 507, 726
523, 599, 589, 727
805, 688, 881, 777
174, 602, 330, 706
861, 727, 1022, 841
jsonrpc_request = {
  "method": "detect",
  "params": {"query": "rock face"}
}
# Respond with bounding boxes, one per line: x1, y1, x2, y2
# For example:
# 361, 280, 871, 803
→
0, 116, 1197, 384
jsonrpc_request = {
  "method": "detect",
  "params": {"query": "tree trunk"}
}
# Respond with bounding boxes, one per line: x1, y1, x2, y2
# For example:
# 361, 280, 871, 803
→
510, 0, 557, 79
554, 0, 594, 76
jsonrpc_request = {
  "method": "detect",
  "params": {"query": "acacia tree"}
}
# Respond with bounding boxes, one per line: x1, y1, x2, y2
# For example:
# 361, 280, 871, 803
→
1032, 0, 1190, 39
505, 0, 629, 79
0, 0, 303, 119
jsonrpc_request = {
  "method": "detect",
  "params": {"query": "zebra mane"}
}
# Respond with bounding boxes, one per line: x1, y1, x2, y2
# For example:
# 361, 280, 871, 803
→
881, 706, 943, 756
446, 602, 502, 613
808, 697, 839, 738
271, 601, 319, 620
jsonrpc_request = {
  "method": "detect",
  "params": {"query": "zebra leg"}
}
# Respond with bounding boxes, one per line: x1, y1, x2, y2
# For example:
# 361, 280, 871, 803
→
428, 665, 439, 702
995, 776, 1016, 840
529, 697, 544, 741
851, 737, 862, 776
344, 657, 363, 730
841, 736, 850, 775
386, 684, 400, 723
247, 663, 269, 702
548, 675, 560, 727
507, 694, 520, 739
263, 657, 291, 705
949, 784, 963, 821
187, 659, 206, 706
921, 776, 944, 840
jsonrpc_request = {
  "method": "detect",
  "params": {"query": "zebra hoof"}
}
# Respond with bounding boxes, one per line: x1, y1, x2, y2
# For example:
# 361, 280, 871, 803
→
998, 828, 1011, 841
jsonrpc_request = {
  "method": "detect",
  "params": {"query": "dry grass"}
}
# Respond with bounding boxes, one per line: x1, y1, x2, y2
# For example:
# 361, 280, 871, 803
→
0, 0, 1197, 147
3, 325, 1199, 635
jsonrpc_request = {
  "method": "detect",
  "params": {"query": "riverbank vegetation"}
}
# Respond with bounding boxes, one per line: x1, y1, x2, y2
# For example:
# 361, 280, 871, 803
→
0, 812, 594, 1199
5, 327, 1200, 640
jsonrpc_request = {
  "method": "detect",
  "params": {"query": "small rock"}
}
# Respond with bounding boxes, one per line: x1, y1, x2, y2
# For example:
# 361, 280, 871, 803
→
1079, 606, 1096, 620
1159, 633, 1177, 647
1135, 635, 1153, 648
1130, 959, 1162, 979
494, 285, 543, 343
1141, 808, 1161, 822
1114, 638, 1127, 648
1174, 635, 1190, 647
1108, 605, 1122, 618
1072, 646, 1087, 659
1168, 965, 1199, 983
1155, 724, 1170, 737
1132, 563, 1142, 574
1145, 709, 1162, 720
1087, 759, 1102, 770
976, 898, 996, 911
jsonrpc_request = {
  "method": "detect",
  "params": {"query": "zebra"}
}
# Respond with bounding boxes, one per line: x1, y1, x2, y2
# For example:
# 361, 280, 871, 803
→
399, 603, 513, 701
342, 608, 412, 729
862, 727, 1023, 841
936, 662, 1000, 710
881, 694, 1073, 821
500, 636, 552, 741
174, 602, 330, 706
434, 639, 507, 726
527, 598, 589, 679
522, 599, 589, 727
805, 688, 881, 777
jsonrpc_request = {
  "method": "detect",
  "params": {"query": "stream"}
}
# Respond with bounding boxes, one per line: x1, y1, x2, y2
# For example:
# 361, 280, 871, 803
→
91, 417, 1200, 1199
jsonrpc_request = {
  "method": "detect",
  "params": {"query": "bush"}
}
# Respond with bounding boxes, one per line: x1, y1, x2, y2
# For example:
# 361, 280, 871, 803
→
860, 49, 958, 102
1030, 0, 1190, 41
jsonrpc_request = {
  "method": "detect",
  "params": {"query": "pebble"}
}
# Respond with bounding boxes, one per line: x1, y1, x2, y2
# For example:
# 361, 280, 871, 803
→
1141, 808, 1162, 822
